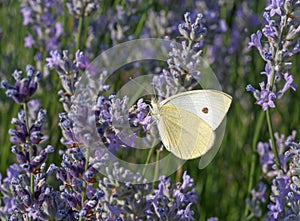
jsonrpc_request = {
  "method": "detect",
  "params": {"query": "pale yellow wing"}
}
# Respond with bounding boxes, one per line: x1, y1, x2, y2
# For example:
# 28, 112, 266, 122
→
160, 90, 232, 130
157, 105, 215, 160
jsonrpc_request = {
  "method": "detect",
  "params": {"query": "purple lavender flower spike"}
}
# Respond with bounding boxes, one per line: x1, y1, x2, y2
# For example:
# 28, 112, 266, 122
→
20, 0, 63, 53
47, 50, 95, 112
1, 65, 42, 104
178, 12, 207, 42
246, 84, 256, 93
246, 181, 267, 218
267, 176, 290, 220
267, 199, 283, 220
152, 11, 207, 96
129, 98, 152, 131
94, 95, 151, 152
249, 131, 300, 220
0, 164, 22, 217
254, 182, 267, 203
247, 0, 300, 109
66, 0, 100, 16
0, 67, 74, 219
9, 110, 49, 173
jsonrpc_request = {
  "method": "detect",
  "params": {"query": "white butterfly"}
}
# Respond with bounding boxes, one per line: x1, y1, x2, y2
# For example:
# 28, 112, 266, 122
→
150, 90, 232, 160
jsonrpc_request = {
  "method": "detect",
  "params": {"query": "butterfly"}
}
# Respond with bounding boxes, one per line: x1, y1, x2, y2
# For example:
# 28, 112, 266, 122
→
150, 90, 232, 160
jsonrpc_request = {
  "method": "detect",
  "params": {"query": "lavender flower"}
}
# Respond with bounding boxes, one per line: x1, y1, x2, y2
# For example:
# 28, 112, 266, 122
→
144, 9, 177, 38
263, 138, 300, 220
98, 164, 197, 220
129, 98, 152, 132
246, 182, 267, 218
56, 148, 196, 220
178, 12, 207, 42
153, 12, 206, 99
46, 50, 90, 112
58, 112, 79, 148
95, 94, 151, 153
257, 131, 297, 179
247, 0, 300, 110
248, 131, 300, 220
204, 1, 260, 94
83, 2, 144, 50
56, 147, 102, 220
108, 5, 140, 44
9, 107, 49, 147
0, 65, 70, 219
0, 164, 22, 219
194, 1, 227, 45
66, 0, 101, 17
21, 0, 63, 53
146, 172, 197, 220
266, 0, 284, 16
1, 163, 70, 220
1, 65, 42, 104
247, 2, 300, 213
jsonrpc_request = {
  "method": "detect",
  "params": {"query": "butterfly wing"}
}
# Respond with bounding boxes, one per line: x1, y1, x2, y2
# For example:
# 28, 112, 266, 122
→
158, 105, 215, 159
160, 90, 232, 130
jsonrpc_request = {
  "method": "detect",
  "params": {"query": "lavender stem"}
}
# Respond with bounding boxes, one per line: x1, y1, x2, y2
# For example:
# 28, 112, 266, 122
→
23, 102, 34, 221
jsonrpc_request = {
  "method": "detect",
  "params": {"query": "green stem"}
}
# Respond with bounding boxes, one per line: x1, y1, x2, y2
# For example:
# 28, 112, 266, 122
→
266, 66, 281, 169
152, 148, 160, 190
63, 0, 69, 48
244, 111, 264, 217
134, 0, 153, 38
76, 1, 86, 50
79, 148, 90, 221
245, 213, 254, 221
266, 109, 280, 167
141, 139, 157, 178
134, 12, 147, 38
76, 16, 84, 50
23, 103, 34, 221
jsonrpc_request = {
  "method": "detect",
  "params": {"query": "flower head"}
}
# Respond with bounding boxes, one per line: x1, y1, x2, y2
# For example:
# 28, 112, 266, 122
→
247, 0, 300, 109
21, 0, 63, 52
1, 65, 42, 104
